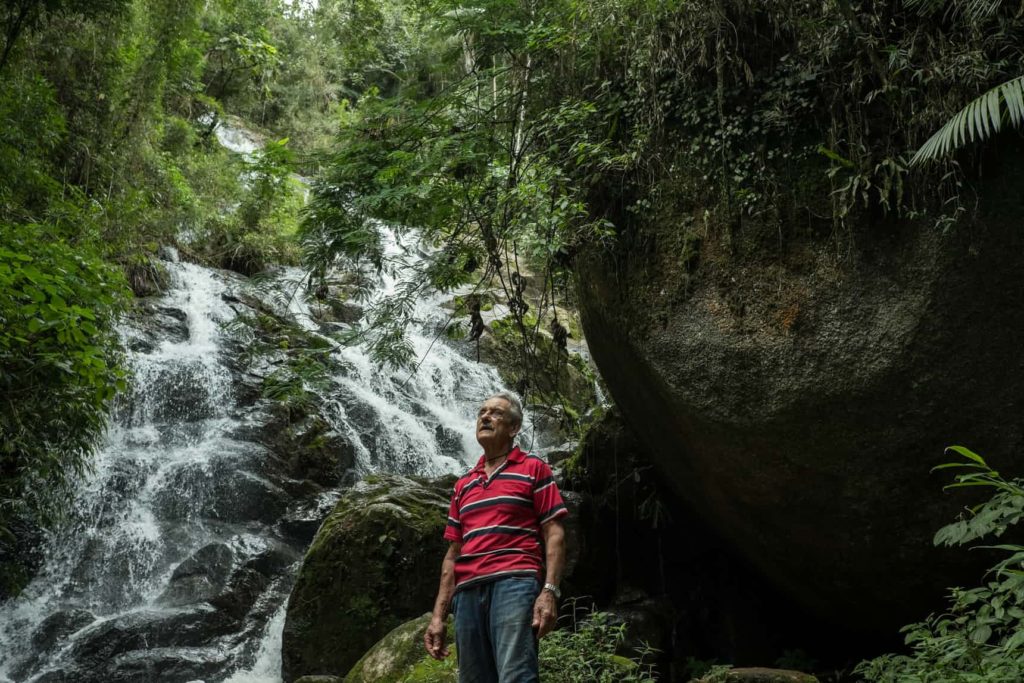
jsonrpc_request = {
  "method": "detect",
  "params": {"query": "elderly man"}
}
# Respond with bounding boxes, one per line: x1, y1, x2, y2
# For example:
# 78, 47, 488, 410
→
424, 392, 568, 682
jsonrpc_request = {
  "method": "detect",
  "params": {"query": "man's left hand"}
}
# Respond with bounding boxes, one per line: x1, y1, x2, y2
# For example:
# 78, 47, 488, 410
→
532, 589, 557, 638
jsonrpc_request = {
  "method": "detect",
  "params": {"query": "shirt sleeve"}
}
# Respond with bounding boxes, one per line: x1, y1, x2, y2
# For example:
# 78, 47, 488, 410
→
532, 461, 568, 524
443, 482, 463, 543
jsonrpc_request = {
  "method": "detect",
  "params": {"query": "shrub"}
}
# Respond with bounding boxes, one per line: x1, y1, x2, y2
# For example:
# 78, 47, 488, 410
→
855, 447, 1024, 682
539, 608, 657, 682
0, 223, 127, 592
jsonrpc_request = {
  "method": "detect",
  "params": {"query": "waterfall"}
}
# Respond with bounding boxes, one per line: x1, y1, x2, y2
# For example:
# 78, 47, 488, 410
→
0, 122, 534, 683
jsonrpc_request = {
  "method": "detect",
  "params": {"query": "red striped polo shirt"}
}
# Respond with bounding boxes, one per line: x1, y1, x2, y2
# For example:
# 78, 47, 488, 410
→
444, 447, 568, 592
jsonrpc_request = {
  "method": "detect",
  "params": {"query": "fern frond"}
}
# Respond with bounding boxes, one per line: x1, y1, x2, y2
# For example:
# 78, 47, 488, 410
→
911, 75, 1024, 165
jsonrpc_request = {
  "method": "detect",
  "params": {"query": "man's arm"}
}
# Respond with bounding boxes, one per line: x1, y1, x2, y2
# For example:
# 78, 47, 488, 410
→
532, 519, 565, 638
424, 541, 461, 659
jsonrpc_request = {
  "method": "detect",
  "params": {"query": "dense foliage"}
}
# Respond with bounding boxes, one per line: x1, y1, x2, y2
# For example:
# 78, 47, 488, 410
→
539, 609, 657, 682
300, 0, 1024, 372
0, 225, 126, 594
856, 448, 1024, 682
0, 0, 202, 592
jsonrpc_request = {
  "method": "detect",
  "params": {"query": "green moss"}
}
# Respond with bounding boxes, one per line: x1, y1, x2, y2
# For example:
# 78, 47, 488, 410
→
345, 614, 457, 683
123, 255, 170, 298
679, 231, 702, 273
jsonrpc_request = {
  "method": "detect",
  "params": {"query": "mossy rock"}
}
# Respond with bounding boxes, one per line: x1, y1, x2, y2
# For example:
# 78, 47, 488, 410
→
124, 256, 170, 298
477, 317, 596, 417
282, 475, 454, 682
345, 613, 457, 683
262, 411, 356, 487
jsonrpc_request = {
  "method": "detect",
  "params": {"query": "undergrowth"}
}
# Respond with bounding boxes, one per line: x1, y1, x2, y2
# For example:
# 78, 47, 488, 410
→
539, 606, 658, 682
856, 446, 1024, 682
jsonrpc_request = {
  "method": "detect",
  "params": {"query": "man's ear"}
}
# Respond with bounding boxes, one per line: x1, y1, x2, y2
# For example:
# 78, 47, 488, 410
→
510, 422, 522, 438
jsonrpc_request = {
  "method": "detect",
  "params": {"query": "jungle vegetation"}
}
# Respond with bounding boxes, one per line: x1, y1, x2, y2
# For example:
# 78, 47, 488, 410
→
2, 0, 1024, 678
300, 0, 1024, 372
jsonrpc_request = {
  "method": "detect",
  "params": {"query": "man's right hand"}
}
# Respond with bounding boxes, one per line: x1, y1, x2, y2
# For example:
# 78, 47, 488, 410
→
424, 616, 449, 660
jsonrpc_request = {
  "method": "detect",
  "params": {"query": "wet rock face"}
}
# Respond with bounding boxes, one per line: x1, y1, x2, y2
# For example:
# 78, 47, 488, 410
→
158, 543, 235, 607
575, 170, 1024, 632
712, 669, 819, 683
282, 475, 453, 681
256, 409, 358, 487
29, 607, 237, 682
124, 303, 189, 353
31, 609, 96, 653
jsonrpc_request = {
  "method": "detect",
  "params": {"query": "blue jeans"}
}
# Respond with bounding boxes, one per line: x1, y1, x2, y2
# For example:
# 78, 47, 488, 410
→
452, 576, 540, 683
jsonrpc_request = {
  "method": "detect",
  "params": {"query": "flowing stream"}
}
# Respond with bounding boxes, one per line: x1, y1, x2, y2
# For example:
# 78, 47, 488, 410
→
0, 121, 540, 682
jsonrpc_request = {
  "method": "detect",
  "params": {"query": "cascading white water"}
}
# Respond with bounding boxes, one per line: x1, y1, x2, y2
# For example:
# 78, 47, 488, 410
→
0, 121, 532, 683
0, 263, 261, 680
284, 228, 545, 474
211, 117, 261, 158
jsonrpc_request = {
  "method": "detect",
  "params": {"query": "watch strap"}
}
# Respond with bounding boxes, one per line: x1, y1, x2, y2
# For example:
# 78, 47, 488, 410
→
543, 582, 561, 599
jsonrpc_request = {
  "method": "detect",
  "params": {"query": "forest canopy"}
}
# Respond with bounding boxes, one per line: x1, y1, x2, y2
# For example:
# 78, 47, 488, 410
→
300, 0, 1024, 364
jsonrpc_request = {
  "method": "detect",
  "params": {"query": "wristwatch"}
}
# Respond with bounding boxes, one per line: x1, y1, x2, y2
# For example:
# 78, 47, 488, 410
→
543, 582, 562, 599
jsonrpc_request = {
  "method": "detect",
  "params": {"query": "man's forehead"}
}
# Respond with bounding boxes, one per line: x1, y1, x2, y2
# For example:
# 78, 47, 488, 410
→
478, 397, 510, 411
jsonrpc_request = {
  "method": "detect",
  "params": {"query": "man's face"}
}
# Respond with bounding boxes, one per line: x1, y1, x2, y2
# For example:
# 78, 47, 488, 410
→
476, 397, 520, 449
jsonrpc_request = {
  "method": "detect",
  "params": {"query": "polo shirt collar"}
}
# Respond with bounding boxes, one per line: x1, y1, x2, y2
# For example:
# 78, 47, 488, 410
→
471, 446, 525, 474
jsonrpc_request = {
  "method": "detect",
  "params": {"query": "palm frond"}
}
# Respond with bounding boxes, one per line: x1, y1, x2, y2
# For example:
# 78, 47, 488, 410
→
955, 0, 1006, 19
911, 75, 1024, 165
905, 0, 946, 15
905, 0, 1007, 20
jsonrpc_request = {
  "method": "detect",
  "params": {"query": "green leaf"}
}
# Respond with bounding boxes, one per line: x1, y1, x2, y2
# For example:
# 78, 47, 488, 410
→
1003, 629, 1024, 651
971, 624, 992, 644
932, 462, 988, 471
946, 445, 989, 466
912, 76, 1024, 164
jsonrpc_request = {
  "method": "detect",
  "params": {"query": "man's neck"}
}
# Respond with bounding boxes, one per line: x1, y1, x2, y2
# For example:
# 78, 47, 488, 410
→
482, 443, 514, 471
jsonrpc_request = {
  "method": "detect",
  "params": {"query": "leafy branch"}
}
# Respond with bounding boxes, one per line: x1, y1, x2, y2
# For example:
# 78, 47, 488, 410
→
911, 76, 1024, 165
855, 446, 1024, 681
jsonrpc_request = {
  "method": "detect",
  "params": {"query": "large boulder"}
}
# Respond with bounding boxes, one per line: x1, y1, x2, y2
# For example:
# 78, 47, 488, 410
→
564, 410, 869, 671
574, 162, 1024, 632
157, 542, 235, 607
281, 475, 453, 682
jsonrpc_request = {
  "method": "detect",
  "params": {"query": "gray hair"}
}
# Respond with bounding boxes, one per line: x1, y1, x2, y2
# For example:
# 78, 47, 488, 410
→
486, 392, 523, 427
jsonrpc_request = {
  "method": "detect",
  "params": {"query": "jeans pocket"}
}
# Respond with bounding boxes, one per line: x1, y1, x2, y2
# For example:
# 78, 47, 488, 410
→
506, 576, 541, 599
